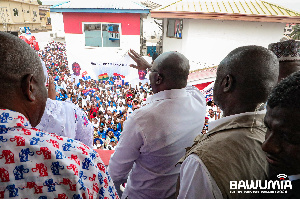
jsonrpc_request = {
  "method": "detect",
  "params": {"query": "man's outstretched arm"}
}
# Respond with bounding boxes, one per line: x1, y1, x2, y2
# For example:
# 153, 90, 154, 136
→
128, 49, 152, 70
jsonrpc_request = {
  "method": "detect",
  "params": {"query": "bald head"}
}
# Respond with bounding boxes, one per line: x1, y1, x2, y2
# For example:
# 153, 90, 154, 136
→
150, 52, 189, 93
214, 45, 279, 116
0, 32, 47, 126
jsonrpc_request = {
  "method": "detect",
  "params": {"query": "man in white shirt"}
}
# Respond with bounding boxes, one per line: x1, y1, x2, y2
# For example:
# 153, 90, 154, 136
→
177, 46, 279, 199
108, 50, 206, 199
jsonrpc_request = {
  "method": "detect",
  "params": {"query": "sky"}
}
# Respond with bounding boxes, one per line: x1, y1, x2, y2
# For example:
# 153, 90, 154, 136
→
42, 0, 300, 12
267, 0, 300, 12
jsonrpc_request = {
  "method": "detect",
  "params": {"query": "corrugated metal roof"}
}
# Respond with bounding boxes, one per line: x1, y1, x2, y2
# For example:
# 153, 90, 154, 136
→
52, 0, 149, 10
155, 0, 300, 17
140, 0, 162, 9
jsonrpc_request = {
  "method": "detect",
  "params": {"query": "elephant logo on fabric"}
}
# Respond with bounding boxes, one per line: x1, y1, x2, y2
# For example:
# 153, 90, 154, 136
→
60, 178, 76, 191
10, 135, 25, 146
78, 171, 87, 190
89, 151, 97, 160
21, 128, 31, 135
26, 182, 43, 194
0, 168, 9, 182
50, 161, 64, 175
97, 163, 106, 173
19, 148, 34, 162
46, 139, 59, 148
55, 150, 66, 159
77, 146, 88, 155
32, 163, 48, 177
72, 194, 81, 199
6, 184, 18, 197
93, 182, 99, 193
67, 164, 78, 176
30, 137, 44, 145
62, 143, 75, 151
36, 131, 45, 137
0, 125, 8, 134
43, 178, 57, 192
83, 188, 94, 199
82, 158, 94, 170
36, 147, 51, 159
0, 112, 11, 123
13, 165, 29, 180
0, 150, 14, 164
50, 133, 63, 141
68, 154, 80, 165
55, 193, 68, 199
89, 174, 96, 181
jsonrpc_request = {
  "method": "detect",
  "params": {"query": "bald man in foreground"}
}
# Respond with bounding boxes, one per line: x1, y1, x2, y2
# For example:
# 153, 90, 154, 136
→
177, 46, 279, 199
0, 32, 117, 198
108, 51, 206, 199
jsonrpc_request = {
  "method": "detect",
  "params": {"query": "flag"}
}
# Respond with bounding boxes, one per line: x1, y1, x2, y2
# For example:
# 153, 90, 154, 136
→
82, 71, 91, 81
98, 73, 109, 81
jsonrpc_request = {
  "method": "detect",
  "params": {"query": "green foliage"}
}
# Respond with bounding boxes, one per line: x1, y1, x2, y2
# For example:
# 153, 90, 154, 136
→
290, 24, 300, 40
37, 0, 42, 5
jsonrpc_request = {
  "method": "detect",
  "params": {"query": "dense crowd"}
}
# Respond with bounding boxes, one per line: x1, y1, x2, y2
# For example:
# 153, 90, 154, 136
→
37, 41, 222, 148
38, 41, 157, 150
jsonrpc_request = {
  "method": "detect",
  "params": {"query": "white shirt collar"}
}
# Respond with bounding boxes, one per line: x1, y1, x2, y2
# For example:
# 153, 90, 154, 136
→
144, 88, 187, 106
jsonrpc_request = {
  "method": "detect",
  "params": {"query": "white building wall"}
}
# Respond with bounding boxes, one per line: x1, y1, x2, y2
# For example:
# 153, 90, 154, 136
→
50, 12, 65, 37
65, 33, 140, 62
65, 33, 140, 79
163, 18, 285, 71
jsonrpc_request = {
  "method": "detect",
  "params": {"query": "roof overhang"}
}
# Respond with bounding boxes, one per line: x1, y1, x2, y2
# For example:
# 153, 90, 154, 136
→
51, 8, 150, 13
151, 11, 300, 23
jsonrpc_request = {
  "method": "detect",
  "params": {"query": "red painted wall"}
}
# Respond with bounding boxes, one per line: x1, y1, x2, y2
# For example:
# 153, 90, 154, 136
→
63, 13, 140, 35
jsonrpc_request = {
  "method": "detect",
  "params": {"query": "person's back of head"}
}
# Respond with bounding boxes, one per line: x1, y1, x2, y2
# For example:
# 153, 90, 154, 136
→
269, 40, 300, 82
214, 45, 279, 116
0, 32, 47, 126
150, 51, 189, 93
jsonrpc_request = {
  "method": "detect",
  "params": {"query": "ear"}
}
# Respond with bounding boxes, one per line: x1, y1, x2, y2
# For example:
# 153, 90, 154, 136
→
156, 74, 163, 85
21, 74, 36, 102
222, 74, 234, 93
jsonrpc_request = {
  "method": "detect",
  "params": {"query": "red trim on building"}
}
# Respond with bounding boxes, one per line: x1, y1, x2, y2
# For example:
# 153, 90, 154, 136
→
63, 13, 140, 35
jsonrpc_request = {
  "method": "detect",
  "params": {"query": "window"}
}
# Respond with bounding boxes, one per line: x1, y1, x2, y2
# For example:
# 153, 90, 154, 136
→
167, 19, 183, 39
84, 23, 121, 47
13, 8, 18, 16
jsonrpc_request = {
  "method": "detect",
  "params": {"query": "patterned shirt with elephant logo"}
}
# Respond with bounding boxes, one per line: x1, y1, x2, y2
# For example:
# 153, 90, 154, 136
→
0, 109, 118, 199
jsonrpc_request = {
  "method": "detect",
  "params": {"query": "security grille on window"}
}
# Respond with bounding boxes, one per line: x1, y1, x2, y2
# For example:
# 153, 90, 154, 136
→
84, 23, 120, 47
167, 19, 182, 39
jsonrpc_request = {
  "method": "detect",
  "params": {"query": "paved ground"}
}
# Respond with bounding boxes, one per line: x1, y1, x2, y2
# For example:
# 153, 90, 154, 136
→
31, 31, 65, 49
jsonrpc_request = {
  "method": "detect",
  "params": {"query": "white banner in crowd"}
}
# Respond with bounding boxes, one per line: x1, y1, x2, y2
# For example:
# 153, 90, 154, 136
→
67, 49, 152, 86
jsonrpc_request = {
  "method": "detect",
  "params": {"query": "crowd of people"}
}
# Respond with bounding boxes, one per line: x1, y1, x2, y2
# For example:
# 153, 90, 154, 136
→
37, 41, 157, 150
37, 41, 220, 148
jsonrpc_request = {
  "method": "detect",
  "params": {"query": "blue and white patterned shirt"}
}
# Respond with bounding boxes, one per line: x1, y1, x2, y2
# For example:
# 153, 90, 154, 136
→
0, 109, 118, 199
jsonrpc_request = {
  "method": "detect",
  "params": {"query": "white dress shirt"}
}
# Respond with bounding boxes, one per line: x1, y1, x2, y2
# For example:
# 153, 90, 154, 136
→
178, 154, 222, 199
37, 98, 94, 147
108, 86, 206, 199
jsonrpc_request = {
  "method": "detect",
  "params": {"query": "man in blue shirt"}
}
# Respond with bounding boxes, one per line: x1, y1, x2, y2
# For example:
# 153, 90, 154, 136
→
97, 125, 106, 140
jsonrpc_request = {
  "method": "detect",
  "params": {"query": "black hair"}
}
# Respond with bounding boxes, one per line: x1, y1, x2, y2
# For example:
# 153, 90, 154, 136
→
268, 70, 300, 109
